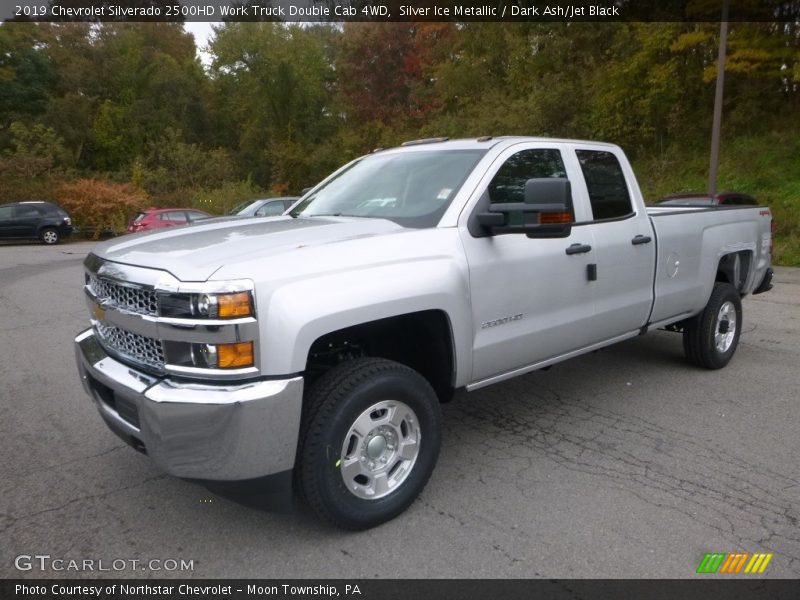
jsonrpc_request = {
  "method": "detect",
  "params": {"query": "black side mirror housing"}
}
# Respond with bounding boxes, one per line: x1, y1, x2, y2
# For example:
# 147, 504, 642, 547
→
476, 178, 573, 238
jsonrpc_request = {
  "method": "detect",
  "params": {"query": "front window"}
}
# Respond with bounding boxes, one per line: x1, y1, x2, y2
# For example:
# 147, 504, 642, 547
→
255, 201, 286, 217
291, 150, 486, 228
489, 149, 567, 205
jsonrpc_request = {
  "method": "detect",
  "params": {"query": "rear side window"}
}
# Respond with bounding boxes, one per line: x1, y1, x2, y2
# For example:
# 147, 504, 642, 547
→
0, 205, 14, 218
160, 211, 187, 222
15, 206, 42, 218
576, 150, 633, 220
489, 149, 566, 205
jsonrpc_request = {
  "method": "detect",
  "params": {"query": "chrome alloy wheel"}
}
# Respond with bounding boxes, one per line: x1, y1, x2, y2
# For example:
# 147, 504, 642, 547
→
339, 400, 420, 500
42, 230, 59, 244
715, 300, 737, 353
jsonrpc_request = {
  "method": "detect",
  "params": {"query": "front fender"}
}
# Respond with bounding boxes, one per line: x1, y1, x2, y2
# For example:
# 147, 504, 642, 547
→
257, 257, 473, 387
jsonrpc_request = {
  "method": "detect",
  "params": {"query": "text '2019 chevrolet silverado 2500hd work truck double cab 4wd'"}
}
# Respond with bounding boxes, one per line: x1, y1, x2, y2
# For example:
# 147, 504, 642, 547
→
75, 137, 773, 529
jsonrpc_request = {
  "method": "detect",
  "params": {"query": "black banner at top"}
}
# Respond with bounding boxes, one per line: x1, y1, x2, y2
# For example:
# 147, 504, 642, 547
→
2, 0, 800, 23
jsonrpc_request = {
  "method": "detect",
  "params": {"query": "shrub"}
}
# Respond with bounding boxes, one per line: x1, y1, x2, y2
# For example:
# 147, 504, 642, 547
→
56, 179, 149, 238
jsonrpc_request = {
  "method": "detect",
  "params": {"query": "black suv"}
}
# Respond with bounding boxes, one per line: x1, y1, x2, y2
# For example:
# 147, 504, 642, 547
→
0, 201, 73, 244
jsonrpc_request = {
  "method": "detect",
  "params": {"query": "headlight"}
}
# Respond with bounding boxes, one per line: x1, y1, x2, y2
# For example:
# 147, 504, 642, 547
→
160, 291, 254, 319
194, 294, 217, 317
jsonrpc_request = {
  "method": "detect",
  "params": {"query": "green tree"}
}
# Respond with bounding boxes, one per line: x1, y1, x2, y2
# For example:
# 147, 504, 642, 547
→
0, 23, 54, 134
208, 23, 334, 185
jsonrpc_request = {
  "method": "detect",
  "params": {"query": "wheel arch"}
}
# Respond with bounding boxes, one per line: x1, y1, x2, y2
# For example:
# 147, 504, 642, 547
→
716, 250, 753, 294
304, 309, 457, 402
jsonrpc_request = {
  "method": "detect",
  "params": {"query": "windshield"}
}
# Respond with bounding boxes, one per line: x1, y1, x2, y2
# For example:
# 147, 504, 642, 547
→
290, 149, 486, 228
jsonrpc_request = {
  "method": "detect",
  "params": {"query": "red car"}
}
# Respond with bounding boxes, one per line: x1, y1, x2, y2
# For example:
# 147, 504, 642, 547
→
127, 208, 211, 233
656, 191, 757, 207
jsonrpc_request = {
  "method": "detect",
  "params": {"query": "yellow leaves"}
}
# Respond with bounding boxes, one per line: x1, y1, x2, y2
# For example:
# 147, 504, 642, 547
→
727, 48, 774, 74
670, 31, 714, 53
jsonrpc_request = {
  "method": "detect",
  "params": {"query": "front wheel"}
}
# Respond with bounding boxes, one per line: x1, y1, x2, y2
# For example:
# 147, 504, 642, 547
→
683, 282, 742, 369
297, 357, 441, 530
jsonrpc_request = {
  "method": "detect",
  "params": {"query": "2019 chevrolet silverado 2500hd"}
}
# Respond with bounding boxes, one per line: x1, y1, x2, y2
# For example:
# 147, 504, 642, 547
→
74, 137, 774, 529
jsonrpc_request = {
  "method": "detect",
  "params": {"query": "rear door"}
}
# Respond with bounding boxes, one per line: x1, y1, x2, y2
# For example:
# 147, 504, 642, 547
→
13, 204, 44, 237
572, 147, 656, 337
460, 143, 599, 382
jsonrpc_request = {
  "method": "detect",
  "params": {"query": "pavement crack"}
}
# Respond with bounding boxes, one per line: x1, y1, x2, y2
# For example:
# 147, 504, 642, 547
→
2, 474, 167, 533
6, 445, 128, 483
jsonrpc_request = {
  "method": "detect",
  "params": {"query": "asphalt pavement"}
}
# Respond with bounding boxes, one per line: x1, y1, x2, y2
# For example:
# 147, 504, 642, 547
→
1, 240, 798, 578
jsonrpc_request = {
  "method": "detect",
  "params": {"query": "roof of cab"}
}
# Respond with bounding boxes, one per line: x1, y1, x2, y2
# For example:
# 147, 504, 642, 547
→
382, 136, 619, 153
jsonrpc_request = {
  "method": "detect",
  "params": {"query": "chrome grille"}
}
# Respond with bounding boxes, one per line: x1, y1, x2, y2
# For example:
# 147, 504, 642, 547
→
95, 322, 165, 370
88, 275, 158, 316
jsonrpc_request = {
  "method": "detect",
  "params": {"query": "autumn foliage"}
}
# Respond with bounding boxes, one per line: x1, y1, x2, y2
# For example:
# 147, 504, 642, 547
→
56, 179, 148, 238
0, 21, 798, 260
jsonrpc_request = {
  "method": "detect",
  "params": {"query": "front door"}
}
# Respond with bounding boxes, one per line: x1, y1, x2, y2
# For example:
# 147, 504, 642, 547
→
0, 204, 16, 238
460, 144, 599, 383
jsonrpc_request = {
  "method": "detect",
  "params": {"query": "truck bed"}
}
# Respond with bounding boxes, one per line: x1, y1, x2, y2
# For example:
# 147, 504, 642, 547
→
646, 205, 772, 326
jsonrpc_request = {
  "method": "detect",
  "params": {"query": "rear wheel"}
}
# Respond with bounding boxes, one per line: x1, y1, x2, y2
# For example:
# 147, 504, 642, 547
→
683, 282, 742, 369
40, 227, 59, 245
297, 357, 441, 530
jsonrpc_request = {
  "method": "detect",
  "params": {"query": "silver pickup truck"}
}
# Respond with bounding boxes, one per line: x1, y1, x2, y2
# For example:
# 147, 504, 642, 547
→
75, 137, 773, 529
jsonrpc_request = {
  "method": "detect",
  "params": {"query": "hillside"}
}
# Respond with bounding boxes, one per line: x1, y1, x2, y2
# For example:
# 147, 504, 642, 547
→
635, 130, 800, 266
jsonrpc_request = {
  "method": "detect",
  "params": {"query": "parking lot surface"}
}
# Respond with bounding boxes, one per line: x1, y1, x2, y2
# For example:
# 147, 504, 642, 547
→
1, 241, 798, 578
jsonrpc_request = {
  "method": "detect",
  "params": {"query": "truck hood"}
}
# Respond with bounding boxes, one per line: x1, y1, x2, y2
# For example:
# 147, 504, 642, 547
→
90, 216, 405, 281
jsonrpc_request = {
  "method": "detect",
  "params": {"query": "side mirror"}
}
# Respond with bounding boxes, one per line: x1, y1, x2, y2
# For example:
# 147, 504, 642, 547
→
476, 178, 573, 238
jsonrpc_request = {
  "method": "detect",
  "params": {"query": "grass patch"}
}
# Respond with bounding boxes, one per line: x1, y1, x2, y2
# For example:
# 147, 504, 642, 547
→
634, 129, 800, 266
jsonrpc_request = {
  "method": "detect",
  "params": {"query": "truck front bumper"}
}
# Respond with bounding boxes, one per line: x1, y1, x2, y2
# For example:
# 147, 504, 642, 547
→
74, 329, 304, 483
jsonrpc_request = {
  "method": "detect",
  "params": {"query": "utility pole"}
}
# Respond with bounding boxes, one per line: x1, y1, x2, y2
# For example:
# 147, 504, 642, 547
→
708, 0, 730, 198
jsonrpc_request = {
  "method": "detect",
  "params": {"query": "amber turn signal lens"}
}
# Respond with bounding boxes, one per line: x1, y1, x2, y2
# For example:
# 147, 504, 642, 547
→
540, 212, 573, 225
217, 342, 254, 368
217, 292, 253, 318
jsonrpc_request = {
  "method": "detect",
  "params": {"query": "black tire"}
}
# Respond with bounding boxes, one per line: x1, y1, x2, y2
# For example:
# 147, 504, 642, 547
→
40, 227, 60, 245
683, 282, 742, 369
296, 357, 441, 530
